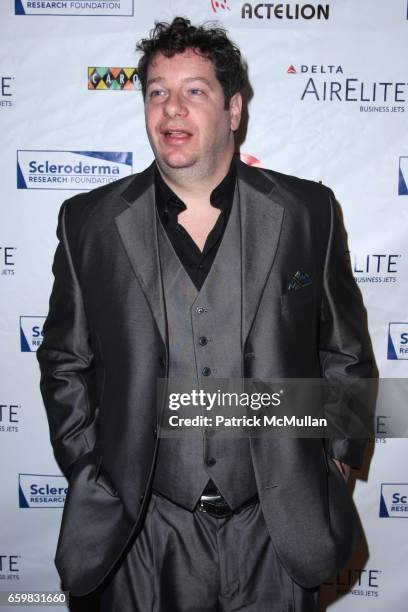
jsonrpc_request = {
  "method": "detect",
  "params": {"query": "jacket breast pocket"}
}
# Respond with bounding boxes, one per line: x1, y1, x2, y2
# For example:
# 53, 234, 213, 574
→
280, 285, 315, 312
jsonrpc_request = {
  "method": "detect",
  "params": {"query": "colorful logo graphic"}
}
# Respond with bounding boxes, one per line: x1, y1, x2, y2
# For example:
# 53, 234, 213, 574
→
387, 323, 408, 360
398, 156, 408, 195
20, 316, 45, 352
88, 67, 139, 90
15, 0, 134, 16
19, 474, 68, 508
17, 150, 133, 190
380, 483, 408, 518
210, 0, 231, 13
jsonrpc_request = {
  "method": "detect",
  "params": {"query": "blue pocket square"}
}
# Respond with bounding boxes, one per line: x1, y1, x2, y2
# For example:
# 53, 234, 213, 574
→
287, 270, 312, 291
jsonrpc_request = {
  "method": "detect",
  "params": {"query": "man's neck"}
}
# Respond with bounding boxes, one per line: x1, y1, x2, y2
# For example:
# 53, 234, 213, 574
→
156, 156, 234, 210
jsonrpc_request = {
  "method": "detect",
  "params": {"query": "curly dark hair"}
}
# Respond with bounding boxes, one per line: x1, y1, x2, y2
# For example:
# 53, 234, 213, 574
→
136, 17, 247, 109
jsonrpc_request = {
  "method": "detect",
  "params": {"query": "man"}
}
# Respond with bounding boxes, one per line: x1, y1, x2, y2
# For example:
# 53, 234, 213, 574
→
37, 17, 374, 612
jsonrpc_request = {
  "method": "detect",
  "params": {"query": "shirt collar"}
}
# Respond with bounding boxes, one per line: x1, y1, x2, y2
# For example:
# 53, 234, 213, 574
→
155, 158, 237, 218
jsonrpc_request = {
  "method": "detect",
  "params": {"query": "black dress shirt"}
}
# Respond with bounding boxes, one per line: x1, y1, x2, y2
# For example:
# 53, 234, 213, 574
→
155, 160, 237, 291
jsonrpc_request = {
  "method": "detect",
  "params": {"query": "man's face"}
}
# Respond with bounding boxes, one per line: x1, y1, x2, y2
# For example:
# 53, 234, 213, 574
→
144, 48, 241, 176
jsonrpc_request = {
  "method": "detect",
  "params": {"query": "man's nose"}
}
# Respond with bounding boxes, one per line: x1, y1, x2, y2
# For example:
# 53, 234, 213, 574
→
163, 92, 188, 118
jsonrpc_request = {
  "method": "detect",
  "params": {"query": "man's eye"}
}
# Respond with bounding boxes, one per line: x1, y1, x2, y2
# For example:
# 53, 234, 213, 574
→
190, 88, 204, 95
149, 90, 164, 98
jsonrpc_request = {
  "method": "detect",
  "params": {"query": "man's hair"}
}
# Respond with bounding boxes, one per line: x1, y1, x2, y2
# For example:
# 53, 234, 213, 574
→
136, 16, 247, 109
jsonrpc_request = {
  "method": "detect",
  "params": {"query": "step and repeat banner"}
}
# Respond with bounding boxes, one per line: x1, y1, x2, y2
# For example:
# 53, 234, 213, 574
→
1, 1, 407, 610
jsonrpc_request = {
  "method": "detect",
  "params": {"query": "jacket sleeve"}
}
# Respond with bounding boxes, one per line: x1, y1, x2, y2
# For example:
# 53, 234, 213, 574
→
36, 200, 98, 480
319, 189, 376, 469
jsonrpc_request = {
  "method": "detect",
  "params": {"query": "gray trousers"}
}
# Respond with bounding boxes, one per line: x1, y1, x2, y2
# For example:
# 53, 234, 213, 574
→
95, 493, 319, 612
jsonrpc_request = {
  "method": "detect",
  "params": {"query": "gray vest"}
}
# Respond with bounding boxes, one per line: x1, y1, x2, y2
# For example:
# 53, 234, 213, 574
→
152, 187, 257, 511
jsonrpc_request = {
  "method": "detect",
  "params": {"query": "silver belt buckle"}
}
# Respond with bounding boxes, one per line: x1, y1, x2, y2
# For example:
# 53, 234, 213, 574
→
200, 494, 224, 504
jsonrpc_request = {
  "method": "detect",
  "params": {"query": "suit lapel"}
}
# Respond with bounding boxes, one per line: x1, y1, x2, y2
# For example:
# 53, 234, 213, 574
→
236, 160, 284, 345
115, 163, 167, 345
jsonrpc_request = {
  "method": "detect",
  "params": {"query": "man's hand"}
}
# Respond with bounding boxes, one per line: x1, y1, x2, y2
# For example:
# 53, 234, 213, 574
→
332, 459, 351, 483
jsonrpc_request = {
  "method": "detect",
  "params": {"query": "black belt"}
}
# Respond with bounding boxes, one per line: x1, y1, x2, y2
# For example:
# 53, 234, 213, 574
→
196, 492, 259, 518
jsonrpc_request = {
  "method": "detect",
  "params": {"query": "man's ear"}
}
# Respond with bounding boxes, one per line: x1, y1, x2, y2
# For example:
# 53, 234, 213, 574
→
229, 92, 242, 132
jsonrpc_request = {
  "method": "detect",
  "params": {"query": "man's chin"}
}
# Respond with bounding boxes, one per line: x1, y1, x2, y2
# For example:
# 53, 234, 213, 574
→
161, 157, 197, 170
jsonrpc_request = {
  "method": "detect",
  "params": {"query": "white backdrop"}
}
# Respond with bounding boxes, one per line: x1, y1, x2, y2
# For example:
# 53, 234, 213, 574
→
1, 1, 407, 610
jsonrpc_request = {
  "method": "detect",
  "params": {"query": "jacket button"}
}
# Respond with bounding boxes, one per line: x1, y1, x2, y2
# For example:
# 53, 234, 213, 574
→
198, 336, 208, 346
139, 495, 144, 504
206, 457, 216, 467
158, 356, 165, 368
202, 367, 211, 376
153, 427, 157, 437
196, 306, 207, 315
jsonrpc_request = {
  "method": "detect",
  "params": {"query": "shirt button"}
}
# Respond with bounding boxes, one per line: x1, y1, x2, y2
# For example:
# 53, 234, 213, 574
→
198, 336, 208, 346
196, 306, 207, 315
202, 367, 211, 376
206, 457, 216, 467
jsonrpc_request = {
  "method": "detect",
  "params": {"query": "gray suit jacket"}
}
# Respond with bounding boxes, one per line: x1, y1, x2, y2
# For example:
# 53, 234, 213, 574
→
37, 159, 375, 596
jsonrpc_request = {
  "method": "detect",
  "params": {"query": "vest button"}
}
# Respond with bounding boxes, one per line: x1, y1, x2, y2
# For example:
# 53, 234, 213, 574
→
206, 457, 216, 467
202, 367, 211, 376
158, 356, 165, 369
198, 336, 208, 346
196, 306, 207, 315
